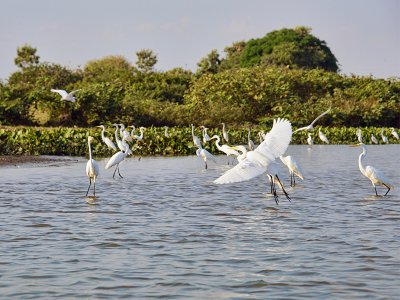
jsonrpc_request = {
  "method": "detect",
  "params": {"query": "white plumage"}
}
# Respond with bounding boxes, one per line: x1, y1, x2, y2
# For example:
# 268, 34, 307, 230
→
86, 136, 100, 196
51, 89, 80, 102
97, 125, 117, 151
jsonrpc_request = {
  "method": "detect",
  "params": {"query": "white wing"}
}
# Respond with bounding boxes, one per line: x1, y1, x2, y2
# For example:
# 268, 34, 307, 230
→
293, 126, 310, 133
309, 108, 331, 126
68, 89, 80, 96
104, 137, 117, 151
105, 151, 125, 169
214, 118, 292, 184
256, 118, 292, 160
214, 159, 268, 184
203, 149, 216, 163
51, 89, 68, 98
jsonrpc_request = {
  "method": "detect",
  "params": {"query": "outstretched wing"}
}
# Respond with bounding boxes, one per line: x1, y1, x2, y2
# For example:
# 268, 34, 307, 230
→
51, 89, 68, 98
256, 118, 292, 160
309, 108, 331, 126
214, 159, 267, 184
68, 89, 80, 96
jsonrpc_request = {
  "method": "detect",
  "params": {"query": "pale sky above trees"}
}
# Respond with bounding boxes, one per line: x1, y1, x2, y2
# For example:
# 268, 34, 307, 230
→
0, 0, 398, 80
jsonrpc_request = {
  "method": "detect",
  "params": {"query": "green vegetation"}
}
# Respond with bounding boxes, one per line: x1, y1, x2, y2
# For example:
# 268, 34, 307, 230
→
0, 126, 398, 157
0, 26, 399, 157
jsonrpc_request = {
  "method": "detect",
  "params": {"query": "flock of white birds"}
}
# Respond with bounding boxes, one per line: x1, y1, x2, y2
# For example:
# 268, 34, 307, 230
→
51, 88, 396, 203
84, 113, 397, 204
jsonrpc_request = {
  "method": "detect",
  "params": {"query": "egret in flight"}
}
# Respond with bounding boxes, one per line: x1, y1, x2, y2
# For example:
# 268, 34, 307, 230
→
294, 108, 331, 133
213, 118, 292, 194
318, 128, 329, 144
97, 125, 117, 151
351, 143, 393, 196
280, 155, 304, 187
86, 136, 100, 197
51, 89, 80, 102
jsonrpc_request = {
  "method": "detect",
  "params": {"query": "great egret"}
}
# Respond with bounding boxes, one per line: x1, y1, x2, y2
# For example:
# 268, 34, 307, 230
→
105, 136, 130, 179
196, 145, 216, 169
112, 123, 125, 151
210, 135, 239, 165
248, 128, 255, 150
119, 124, 133, 143
390, 128, 399, 140
86, 136, 100, 197
371, 134, 378, 144
164, 126, 169, 137
356, 128, 363, 143
221, 123, 229, 143
351, 143, 393, 196
307, 133, 314, 147
280, 155, 304, 187
294, 108, 331, 133
200, 126, 211, 143
132, 127, 145, 141
51, 89, 80, 102
213, 118, 292, 186
191, 124, 202, 148
233, 145, 290, 204
97, 125, 117, 151
318, 128, 329, 144
381, 128, 389, 144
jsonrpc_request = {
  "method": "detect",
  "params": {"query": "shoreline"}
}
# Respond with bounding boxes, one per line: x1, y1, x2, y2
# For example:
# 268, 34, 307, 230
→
0, 155, 80, 167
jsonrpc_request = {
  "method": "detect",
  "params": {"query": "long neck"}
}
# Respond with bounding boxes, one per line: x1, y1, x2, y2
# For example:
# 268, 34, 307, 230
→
358, 146, 367, 175
88, 140, 93, 161
114, 125, 120, 142
101, 127, 106, 140
214, 136, 221, 150
191, 125, 195, 137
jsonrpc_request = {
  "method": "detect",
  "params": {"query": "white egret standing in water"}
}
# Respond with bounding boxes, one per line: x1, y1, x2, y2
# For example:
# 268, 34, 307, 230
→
105, 136, 130, 179
280, 155, 304, 187
221, 123, 229, 143
381, 128, 389, 144
97, 125, 117, 151
86, 136, 100, 197
390, 128, 399, 140
51, 89, 80, 102
196, 145, 216, 169
351, 143, 393, 196
191, 124, 202, 149
318, 128, 329, 144
294, 108, 331, 133
307, 133, 314, 147
213, 118, 292, 190
210, 135, 239, 165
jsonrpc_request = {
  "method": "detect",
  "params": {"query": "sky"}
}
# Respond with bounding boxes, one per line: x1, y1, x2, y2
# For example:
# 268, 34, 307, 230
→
0, 0, 399, 80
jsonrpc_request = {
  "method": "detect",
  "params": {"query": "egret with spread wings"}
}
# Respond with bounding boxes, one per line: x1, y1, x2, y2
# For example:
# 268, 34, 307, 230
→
294, 108, 331, 133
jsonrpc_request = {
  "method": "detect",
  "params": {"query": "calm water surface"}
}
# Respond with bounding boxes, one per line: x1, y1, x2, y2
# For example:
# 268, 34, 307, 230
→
0, 145, 399, 299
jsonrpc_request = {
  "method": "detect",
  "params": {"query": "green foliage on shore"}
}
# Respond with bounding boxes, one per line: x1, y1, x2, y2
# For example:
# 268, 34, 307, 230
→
0, 126, 398, 157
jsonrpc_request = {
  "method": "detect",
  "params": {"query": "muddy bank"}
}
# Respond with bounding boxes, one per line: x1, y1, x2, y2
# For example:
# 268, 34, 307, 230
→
0, 155, 80, 167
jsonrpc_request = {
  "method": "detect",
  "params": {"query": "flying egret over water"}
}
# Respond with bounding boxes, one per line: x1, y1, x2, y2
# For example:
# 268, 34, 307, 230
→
294, 108, 331, 133
318, 128, 329, 144
279, 155, 304, 187
86, 136, 100, 197
97, 125, 117, 151
213, 118, 292, 187
51, 89, 80, 102
351, 143, 393, 196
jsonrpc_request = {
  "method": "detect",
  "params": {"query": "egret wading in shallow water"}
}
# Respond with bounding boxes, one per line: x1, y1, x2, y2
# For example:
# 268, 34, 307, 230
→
318, 128, 329, 144
97, 125, 117, 151
51, 89, 80, 102
210, 135, 239, 165
214, 118, 292, 204
86, 136, 100, 197
105, 136, 130, 179
280, 155, 304, 187
294, 108, 331, 133
196, 145, 216, 169
351, 143, 393, 196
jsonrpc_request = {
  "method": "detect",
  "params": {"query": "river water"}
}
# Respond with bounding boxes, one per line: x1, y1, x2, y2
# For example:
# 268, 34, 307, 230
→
0, 145, 399, 299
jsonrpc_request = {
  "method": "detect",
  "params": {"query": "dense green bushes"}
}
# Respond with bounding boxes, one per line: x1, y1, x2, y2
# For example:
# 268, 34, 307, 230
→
0, 126, 398, 157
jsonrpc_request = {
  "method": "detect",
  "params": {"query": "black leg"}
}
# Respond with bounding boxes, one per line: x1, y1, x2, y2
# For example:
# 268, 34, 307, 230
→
374, 186, 378, 196
93, 181, 96, 196
112, 165, 118, 179
117, 165, 123, 178
290, 173, 293, 187
86, 179, 92, 196
276, 175, 291, 202
383, 183, 391, 196
205, 161, 208, 169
